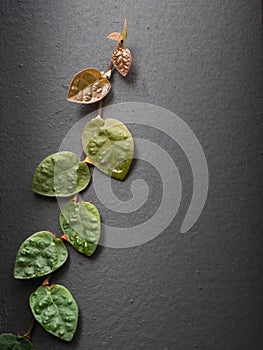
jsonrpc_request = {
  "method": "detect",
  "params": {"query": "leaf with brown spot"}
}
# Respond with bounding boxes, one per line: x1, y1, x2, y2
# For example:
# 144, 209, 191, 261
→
67, 68, 111, 104
112, 47, 132, 77
107, 32, 122, 42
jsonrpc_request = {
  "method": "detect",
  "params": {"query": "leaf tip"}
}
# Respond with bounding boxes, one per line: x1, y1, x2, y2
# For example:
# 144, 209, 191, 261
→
122, 19, 127, 41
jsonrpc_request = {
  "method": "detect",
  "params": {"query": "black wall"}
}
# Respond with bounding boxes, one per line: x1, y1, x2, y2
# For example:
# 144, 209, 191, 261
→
1, 1, 263, 349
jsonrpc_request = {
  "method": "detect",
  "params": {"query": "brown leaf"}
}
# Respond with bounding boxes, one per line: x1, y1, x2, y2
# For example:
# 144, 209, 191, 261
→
67, 68, 111, 104
107, 32, 122, 42
112, 47, 132, 77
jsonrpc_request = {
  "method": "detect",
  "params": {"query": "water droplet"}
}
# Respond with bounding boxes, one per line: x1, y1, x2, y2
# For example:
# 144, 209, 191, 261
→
65, 323, 73, 331
51, 322, 59, 331
35, 307, 41, 315
77, 238, 82, 245
113, 168, 123, 174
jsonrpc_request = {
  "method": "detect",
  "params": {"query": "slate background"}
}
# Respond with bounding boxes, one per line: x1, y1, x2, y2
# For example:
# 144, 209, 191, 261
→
0, 1, 263, 349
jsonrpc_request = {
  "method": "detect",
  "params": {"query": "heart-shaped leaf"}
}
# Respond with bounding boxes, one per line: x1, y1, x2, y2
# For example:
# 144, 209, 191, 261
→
67, 68, 111, 104
14, 231, 68, 279
112, 47, 132, 76
29, 284, 78, 342
31, 151, 90, 197
82, 117, 134, 180
60, 201, 101, 256
0, 334, 36, 350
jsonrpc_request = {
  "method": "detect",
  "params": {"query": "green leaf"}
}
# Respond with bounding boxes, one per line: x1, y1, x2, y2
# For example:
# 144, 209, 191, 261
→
31, 151, 90, 197
14, 231, 68, 279
67, 68, 111, 104
82, 117, 134, 180
29, 284, 78, 342
60, 201, 101, 256
0, 334, 36, 350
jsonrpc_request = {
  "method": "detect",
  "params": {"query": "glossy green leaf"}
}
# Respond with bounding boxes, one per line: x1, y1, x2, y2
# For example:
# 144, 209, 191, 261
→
0, 334, 36, 350
29, 284, 78, 342
82, 117, 134, 180
67, 68, 111, 104
31, 151, 90, 197
14, 231, 68, 279
60, 201, 101, 256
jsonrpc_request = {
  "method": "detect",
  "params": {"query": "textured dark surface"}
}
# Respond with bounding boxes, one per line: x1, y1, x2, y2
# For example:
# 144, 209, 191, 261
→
0, 1, 263, 349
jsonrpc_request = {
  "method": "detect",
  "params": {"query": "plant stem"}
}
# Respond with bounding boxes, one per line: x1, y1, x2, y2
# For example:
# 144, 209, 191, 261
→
71, 193, 79, 202
106, 60, 113, 72
82, 155, 93, 164
98, 99, 103, 118
22, 318, 36, 339
42, 273, 52, 286
98, 60, 114, 118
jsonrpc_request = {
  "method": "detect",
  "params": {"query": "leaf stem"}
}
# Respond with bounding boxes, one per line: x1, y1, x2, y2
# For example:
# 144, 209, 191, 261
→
60, 233, 69, 241
71, 193, 79, 202
106, 60, 113, 72
82, 156, 93, 164
98, 99, 103, 118
42, 273, 52, 286
22, 318, 36, 339
98, 60, 113, 119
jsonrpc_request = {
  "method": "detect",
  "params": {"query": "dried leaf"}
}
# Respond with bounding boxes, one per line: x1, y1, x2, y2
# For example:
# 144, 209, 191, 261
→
0, 334, 36, 350
60, 201, 101, 256
112, 47, 132, 76
67, 68, 111, 104
82, 117, 134, 180
14, 231, 68, 279
107, 32, 122, 42
31, 151, 91, 197
29, 284, 78, 342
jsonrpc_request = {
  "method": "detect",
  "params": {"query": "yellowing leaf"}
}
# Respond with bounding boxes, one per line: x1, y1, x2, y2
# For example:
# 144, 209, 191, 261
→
31, 152, 91, 197
112, 47, 132, 76
107, 32, 122, 42
67, 68, 111, 104
60, 201, 101, 256
121, 19, 127, 42
82, 117, 134, 180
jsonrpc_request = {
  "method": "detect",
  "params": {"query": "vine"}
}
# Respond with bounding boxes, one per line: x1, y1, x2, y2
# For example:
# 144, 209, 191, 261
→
0, 20, 133, 349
